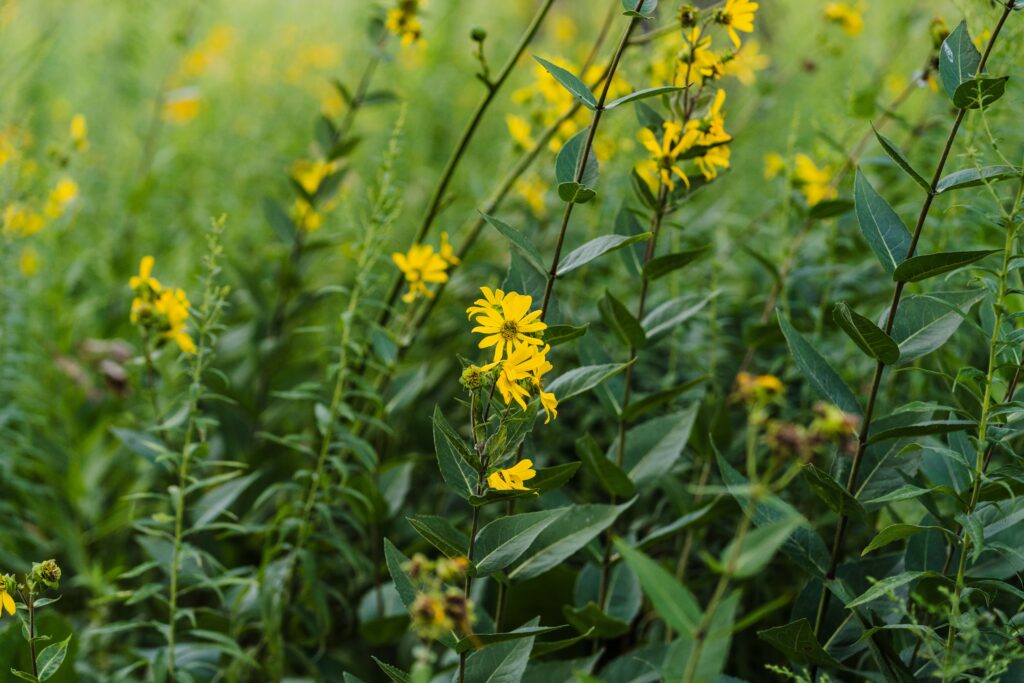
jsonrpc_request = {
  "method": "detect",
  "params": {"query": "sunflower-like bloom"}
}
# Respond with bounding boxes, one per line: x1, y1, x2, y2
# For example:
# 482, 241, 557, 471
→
482, 344, 548, 410
487, 459, 537, 491
681, 27, 721, 86
130, 256, 161, 296
636, 121, 696, 192
716, 0, 759, 48
793, 154, 837, 207
529, 345, 558, 423
721, 39, 770, 85
154, 289, 197, 354
468, 289, 546, 363
393, 243, 450, 303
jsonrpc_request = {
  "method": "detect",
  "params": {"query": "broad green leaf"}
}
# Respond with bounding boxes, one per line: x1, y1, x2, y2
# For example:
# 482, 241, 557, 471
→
662, 591, 739, 682
264, 198, 296, 241
555, 129, 599, 187
833, 301, 900, 364
407, 515, 468, 558
867, 419, 974, 444
462, 620, 538, 683
808, 198, 854, 219
563, 602, 630, 638
558, 181, 597, 204
473, 509, 565, 575
482, 213, 547, 276
547, 362, 632, 401
383, 538, 415, 608
455, 625, 564, 654
757, 619, 842, 668
854, 169, 911, 275
862, 523, 956, 555
721, 517, 801, 579
627, 404, 699, 486
614, 539, 701, 635
36, 635, 71, 681
576, 433, 635, 498
938, 21, 980, 99
937, 165, 1020, 193
642, 291, 717, 340
557, 233, 652, 276
873, 126, 930, 192
889, 290, 986, 364
801, 464, 866, 520
892, 250, 999, 283
953, 76, 1009, 110
432, 406, 477, 499
642, 246, 711, 281
778, 312, 862, 416
599, 290, 646, 349
534, 56, 597, 109
605, 85, 684, 110
621, 377, 707, 423
372, 657, 411, 683
621, 0, 657, 17
545, 323, 589, 346
510, 501, 633, 580
846, 571, 944, 608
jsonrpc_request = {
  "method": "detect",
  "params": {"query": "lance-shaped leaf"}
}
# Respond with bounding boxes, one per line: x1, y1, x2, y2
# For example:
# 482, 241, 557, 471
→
953, 76, 1009, 110
599, 290, 646, 349
855, 169, 911, 275
889, 290, 986, 364
545, 323, 589, 346
461, 620, 538, 682
547, 362, 632, 402
557, 233, 652, 276
801, 464, 866, 520
454, 625, 564, 654
862, 523, 957, 555
718, 517, 801, 579
614, 539, 701, 635
873, 126, 930, 192
432, 406, 477, 499
937, 165, 1021, 193
758, 619, 843, 668
833, 301, 900, 364
642, 245, 711, 280
534, 56, 597, 109
778, 312, 862, 416
892, 249, 999, 283
866, 419, 974, 444
621, 376, 707, 423
473, 509, 565, 575
576, 433, 635, 498
846, 571, 945, 608
407, 515, 468, 558
556, 129, 599, 187
605, 84, 683, 110
482, 213, 547, 276
939, 21, 981, 99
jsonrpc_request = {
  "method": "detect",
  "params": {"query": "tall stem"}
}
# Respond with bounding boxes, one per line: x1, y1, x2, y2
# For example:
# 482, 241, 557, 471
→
810, 3, 1014, 665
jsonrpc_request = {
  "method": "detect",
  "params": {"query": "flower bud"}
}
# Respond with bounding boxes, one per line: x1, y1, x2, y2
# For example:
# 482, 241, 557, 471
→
31, 559, 61, 588
678, 4, 698, 28
470, 27, 487, 42
460, 364, 485, 390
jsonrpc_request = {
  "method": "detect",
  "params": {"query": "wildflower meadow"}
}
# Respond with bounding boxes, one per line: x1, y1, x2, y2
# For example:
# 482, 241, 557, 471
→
3, 0, 1024, 681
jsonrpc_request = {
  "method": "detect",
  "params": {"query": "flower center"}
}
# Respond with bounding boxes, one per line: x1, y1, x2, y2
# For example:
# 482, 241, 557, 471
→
500, 320, 520, 341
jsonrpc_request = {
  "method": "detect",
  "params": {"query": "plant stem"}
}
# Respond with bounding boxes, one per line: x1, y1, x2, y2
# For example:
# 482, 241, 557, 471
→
809, 5, 1014, 671
458, 452, 488, 683
28, 587, 38, 680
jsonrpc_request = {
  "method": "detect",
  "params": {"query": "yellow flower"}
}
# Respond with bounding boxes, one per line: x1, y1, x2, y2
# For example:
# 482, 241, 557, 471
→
722, 39, 770, 85
18, 246, 39, 277
528, 345, 558, 423
154, 288, 196, 353
70, 113, 88, 152
468, 289, 546, 363
636, 121, 693, 192
717, 0, 759, 49
487, 459, 537, 491
0, 587, 14, 617
694, 144, 730, 180
763, 152, 786, 180
681, 27, 720, 86
824, 2, 864, 36
735, 372, 783, 402
2, 203, 45, 237
162, 88, 202, 123
505, 114, 535, 150
44, 177, 79, 218
386, 0, 427, 47
439, 231, 460, 266
393, 243, 449, 303
130, 255, 162, 295
484, 344, 547, 409
291, 158, 336, 195
291, 198, 323, 232
794, 154, 837, 207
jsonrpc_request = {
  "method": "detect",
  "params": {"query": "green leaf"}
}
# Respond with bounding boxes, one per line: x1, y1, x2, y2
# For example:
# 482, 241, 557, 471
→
510, 501, 633, 580
833, 301, 900, 364
432, 406, 477, 499
455, 625, 565, 654
473, 509, 565, 576
845, 571, 942, 608
547, 362, 632, 401
873, 126, 930, 192
867, 419, 974, 444
642, 291, 717, 341
721, 517, 801, 579
621, 0, 657, 17
621, 377, 707, 423
383, 538, 416, 608
545, 323, 589, 346
534, 56, 597, 109
808, 199, 854, 219
563, 602, 630, 638
627, 404, 699, 486
757, 619, 842, 668
407, 515, 468, 558
555, 129, 599, 187
558, 182, 597, 204
862, 523, 956, 555
599, 291, 646, 349
663, 592, 739, 682
576, 433, 635, 498
614, 539, 700, 635
263, 198, 296, 241
939, 21, 981, 99
892, 250, 999, 283
482, 213, 547, 276
854, 169, 911, 275
372, 657, 411, 683
462, 621, 538, 683
777, 312, 862, 416
642, 246, 711, 281
953, 76, 1009, 110
801, 464, 866, 520
605, 84, 683, 110
557, 233, 652, 276
937, 165, 1021, 193
36, 635, 71, 681
890, 290, 986, 363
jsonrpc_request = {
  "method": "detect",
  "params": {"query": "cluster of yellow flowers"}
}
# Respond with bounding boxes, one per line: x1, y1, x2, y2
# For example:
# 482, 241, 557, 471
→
488, 458, 537, 491
392, 233, 459, 303
129, 256, 196, 354
763, 152, 837, 207
824, 2, 865, 37
289, 158, 340, 232
403, 554, 473, 641
466, 287, 557, 424
385, 0, 427, 47
1, 116, 85, 275
163, 24, 234, 124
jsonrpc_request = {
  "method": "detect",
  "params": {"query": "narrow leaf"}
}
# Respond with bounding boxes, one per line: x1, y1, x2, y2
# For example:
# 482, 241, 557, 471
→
557, 233, 652, 276
892, 250, 999, 283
